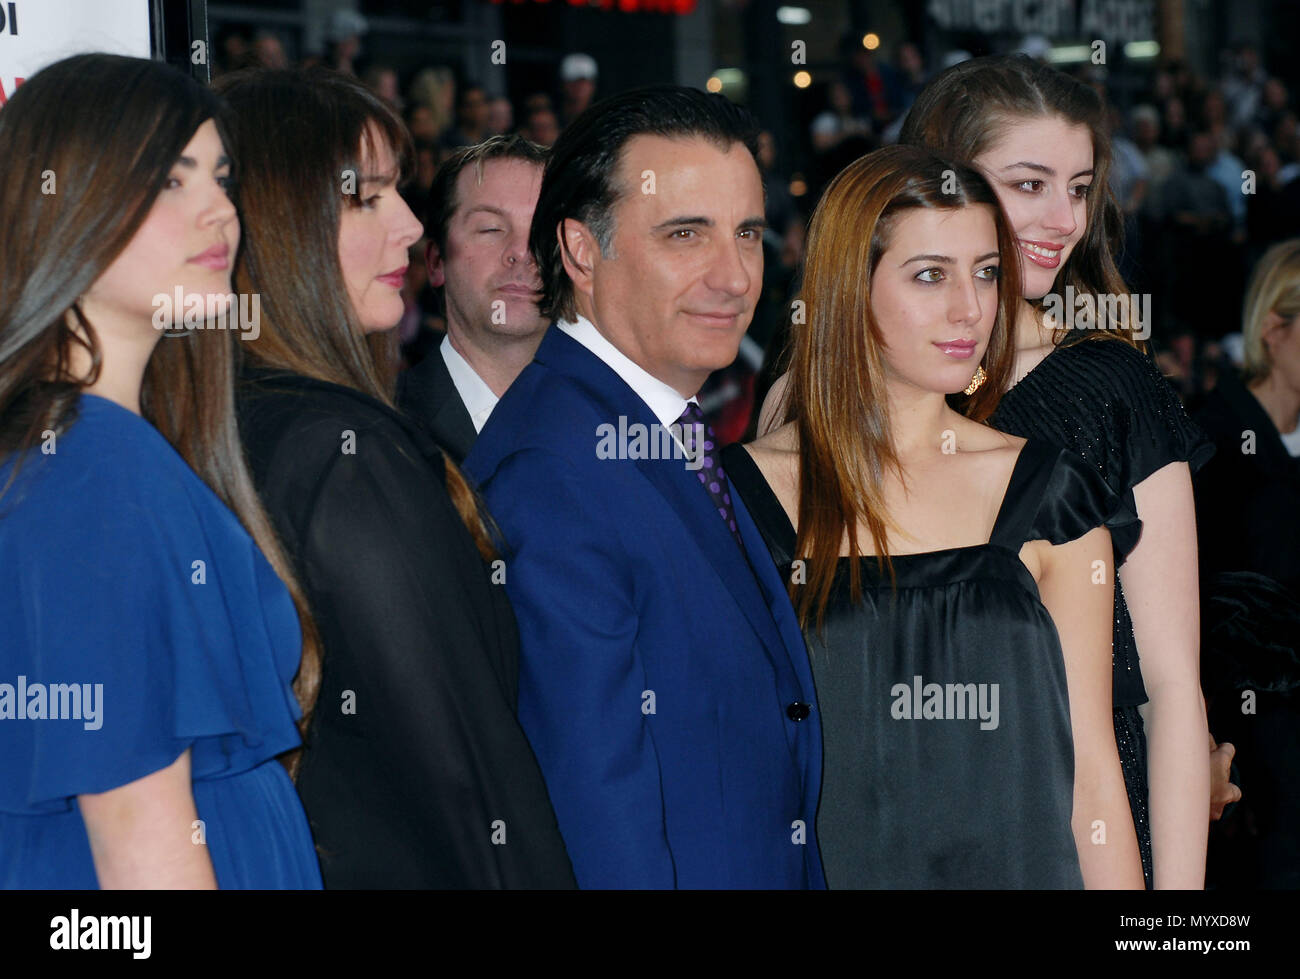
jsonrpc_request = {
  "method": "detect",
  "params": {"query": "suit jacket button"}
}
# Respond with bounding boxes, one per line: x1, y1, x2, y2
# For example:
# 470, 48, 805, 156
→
786, 702, 811, 722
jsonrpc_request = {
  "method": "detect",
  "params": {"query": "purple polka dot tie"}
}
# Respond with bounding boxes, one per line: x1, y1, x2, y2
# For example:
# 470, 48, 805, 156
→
676, 402, 744, 550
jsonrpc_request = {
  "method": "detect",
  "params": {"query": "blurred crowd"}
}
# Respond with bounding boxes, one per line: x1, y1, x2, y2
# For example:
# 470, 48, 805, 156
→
792, 37, 1300, 418
209, 19, 1298, 428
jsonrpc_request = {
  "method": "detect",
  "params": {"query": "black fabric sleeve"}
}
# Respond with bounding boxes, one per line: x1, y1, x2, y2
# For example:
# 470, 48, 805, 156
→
1028, 447, 1143, 550
1085, 340, 1216, 490
1201, 570, 1300, 697
287, 414, 576, 889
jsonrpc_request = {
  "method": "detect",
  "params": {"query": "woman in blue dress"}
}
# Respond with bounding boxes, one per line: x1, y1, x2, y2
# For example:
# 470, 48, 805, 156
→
0, 54, 322, 889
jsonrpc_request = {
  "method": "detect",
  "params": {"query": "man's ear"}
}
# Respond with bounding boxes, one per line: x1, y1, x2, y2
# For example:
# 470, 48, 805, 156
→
558, 217, 598, 305
426, 239, 445, 288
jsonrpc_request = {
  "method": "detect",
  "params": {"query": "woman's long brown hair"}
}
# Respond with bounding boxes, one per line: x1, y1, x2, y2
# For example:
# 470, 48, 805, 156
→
899, 54, 1144, 350
213, 67, 498, 560
0, 54, 322, 772
783, 145, 1022, 633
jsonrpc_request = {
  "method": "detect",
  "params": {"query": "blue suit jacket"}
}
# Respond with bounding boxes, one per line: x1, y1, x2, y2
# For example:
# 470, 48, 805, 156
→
465, 327, 825, 889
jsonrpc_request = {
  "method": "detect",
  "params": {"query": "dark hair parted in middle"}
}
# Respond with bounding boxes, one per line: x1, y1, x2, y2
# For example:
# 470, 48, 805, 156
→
898, 54, 1143, 349
214, 67, 499, 561
0, 54, 323, 761
529, 84, 762, 323
425, 133, 549, 253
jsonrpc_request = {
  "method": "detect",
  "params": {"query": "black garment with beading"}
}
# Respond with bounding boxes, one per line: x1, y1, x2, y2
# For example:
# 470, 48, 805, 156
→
989, 338, 1214, 887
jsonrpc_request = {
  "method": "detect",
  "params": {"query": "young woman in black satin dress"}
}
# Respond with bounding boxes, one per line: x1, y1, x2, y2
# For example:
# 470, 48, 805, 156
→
897, 56, 1217, 889
727, 146, 1144, 888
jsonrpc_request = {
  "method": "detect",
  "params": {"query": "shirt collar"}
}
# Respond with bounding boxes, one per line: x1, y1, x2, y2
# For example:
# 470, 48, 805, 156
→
440, 333, 499, 433
556, 313, 696, 428
1280, 424, 1300, 458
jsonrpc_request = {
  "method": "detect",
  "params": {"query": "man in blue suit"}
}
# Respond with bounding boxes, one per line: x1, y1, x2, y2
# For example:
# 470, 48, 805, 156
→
465, 86, 824, 889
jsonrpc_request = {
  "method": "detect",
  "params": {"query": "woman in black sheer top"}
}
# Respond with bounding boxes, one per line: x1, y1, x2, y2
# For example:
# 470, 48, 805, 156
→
898, 57, 1216, 888
217, 67, 575, 888
763, 56, 1220, 888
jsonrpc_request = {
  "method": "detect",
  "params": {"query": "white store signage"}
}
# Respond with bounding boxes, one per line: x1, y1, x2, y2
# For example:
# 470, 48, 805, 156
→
1, 0, 153, 105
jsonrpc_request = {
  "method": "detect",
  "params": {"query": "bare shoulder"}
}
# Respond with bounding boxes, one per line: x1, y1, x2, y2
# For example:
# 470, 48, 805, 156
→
738, 422, 800, 518
948, 418, 1026, 473
746, 420, 799, 460
970, 427, 1030, 507
756, 372, 791, 436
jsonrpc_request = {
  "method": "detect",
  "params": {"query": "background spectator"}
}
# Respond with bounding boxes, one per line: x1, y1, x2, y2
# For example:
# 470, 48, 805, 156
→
559, 53, 597, 127
442, 84, 490, 149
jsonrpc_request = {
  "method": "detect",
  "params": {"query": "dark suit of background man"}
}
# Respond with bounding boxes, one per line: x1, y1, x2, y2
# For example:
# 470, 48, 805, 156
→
400, 136, 549, 462
465, 86, 826, 889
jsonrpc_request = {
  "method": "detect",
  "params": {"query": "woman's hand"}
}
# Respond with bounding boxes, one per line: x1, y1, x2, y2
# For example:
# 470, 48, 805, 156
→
1209, 734, 1242, 821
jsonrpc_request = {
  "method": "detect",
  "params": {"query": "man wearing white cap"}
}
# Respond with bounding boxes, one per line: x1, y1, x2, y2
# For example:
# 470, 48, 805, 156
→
327, 10, 368, 76
560, 53, 597, 128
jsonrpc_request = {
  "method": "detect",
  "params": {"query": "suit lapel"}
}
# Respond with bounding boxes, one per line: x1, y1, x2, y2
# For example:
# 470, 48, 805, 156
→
403, 348, 478, 463
536, 329, 791, 664
634, 452, 790, 659
432, 394, 478, 463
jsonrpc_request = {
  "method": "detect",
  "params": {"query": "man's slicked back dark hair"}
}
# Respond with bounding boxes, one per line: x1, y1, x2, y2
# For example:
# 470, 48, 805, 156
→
530, 84, 762, 322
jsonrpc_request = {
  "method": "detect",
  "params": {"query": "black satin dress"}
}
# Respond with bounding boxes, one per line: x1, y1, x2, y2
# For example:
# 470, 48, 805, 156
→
726, 438, 1137, 889
989, 338, 1214, 887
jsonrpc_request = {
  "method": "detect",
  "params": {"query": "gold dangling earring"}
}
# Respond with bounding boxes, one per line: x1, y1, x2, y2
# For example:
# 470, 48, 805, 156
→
963, 364, 987, 396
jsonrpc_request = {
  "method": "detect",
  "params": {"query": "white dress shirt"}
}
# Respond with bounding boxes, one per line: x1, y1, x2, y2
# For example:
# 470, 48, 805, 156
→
556, 313, 697, 429
1280, 418, 1300, 458
440, 333, 499, 434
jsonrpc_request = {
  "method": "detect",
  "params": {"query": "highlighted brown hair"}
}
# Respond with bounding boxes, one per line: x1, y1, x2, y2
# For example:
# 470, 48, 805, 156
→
782, 145, 1021, 632
0, 55, 322, 768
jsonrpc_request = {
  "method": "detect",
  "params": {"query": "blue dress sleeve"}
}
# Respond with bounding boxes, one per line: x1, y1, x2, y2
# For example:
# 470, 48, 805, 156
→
0, 411, 303, 815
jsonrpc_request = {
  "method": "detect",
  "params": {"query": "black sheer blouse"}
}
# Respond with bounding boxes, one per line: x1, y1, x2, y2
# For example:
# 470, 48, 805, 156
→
989, 338, 1214, 707
237, 367, 576, 889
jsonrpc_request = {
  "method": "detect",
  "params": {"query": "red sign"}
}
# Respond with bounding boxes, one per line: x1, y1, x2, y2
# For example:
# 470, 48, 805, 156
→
487, 0, 697, 12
